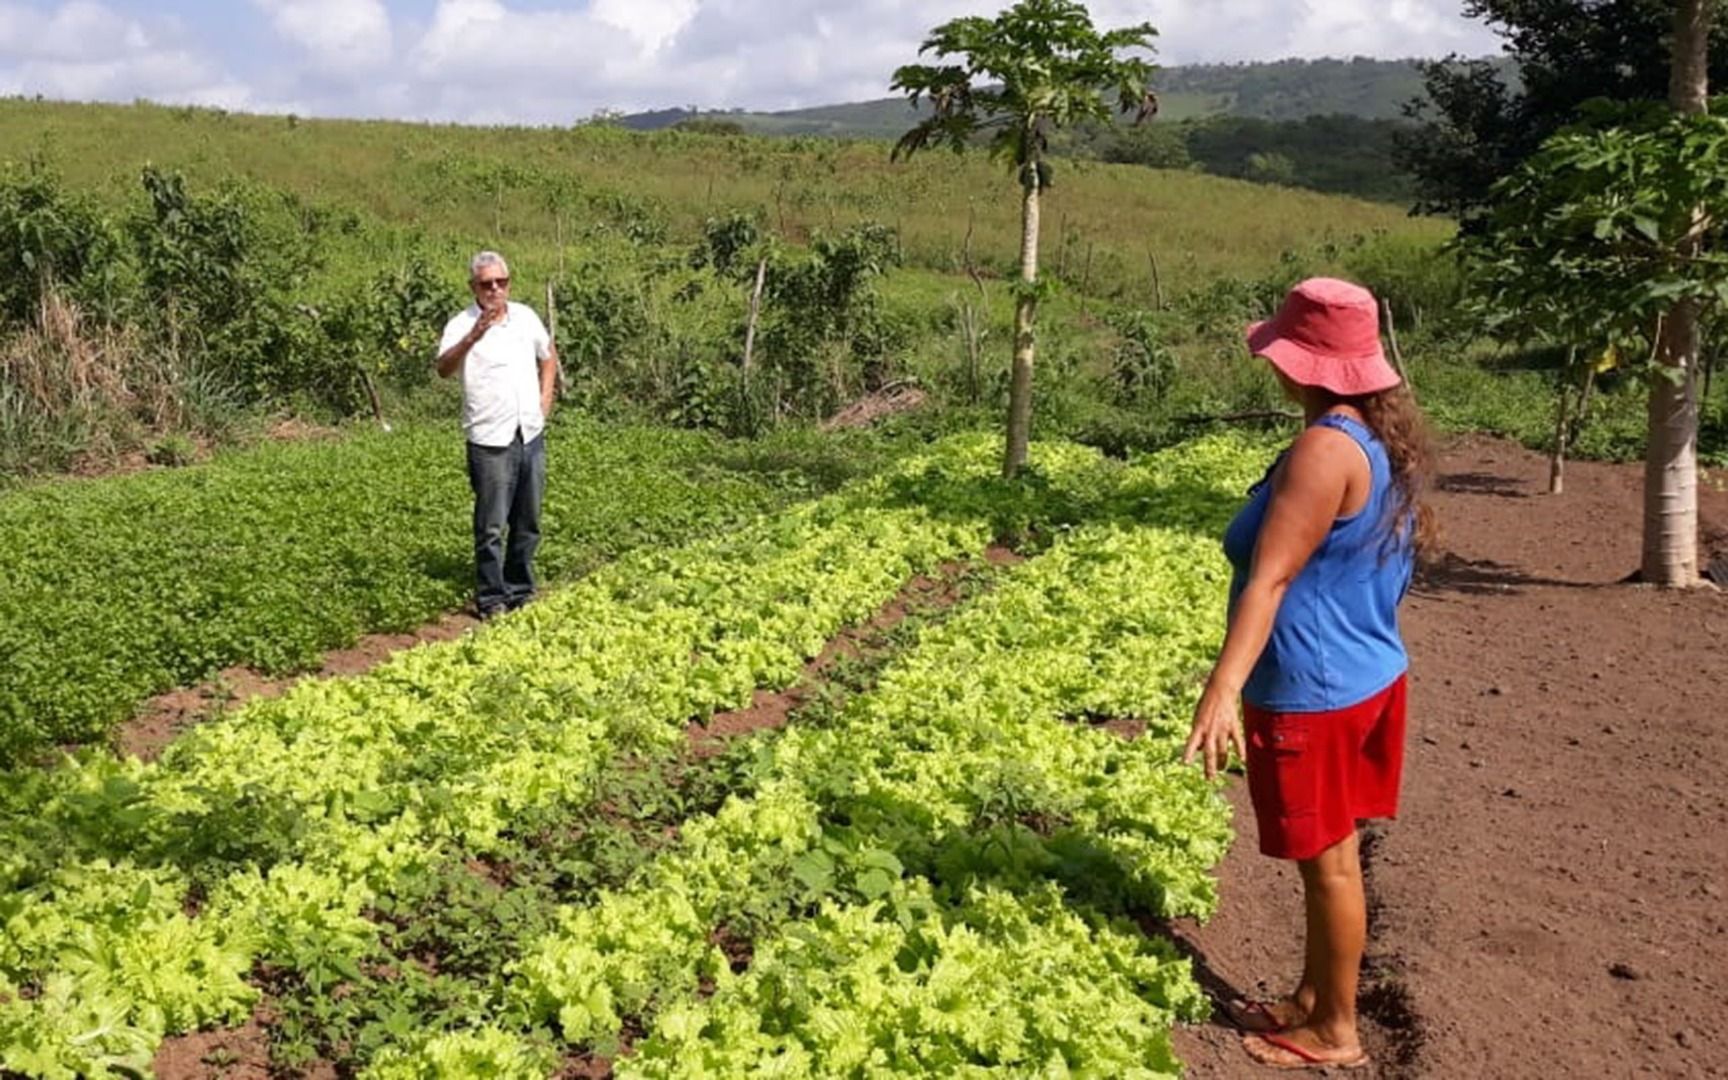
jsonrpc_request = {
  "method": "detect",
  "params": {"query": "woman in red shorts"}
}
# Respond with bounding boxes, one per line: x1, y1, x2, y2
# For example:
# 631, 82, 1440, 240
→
1184, 277, 1436, 1072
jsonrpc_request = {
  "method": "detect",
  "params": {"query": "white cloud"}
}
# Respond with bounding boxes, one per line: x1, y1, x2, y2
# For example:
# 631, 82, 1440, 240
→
590, 0, 698, 53
251, 0, 393, 72
1140, 0, 1502, 65
0, 1, 254, 108
408, 0, 686, 123
0, 0, 158, 62
0, 0, 1509, 125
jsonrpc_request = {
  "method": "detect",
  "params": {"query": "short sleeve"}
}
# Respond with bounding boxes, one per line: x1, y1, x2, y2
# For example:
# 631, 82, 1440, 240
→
439, 309, 475, 356
526, 308, 553, 360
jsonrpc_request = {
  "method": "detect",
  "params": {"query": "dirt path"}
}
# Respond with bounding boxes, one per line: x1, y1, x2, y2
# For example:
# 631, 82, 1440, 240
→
1171, 437, 1728, 1078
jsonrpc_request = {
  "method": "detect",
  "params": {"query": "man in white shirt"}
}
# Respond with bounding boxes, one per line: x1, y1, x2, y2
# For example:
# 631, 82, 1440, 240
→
436, 251, 559, 619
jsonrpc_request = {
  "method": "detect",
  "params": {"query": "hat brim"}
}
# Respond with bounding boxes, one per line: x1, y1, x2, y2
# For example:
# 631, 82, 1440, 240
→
1247, 319, 1402, 397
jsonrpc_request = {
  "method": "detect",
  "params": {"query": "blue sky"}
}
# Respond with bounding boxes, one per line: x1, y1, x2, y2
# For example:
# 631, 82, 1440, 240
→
0, 1, 1505, 125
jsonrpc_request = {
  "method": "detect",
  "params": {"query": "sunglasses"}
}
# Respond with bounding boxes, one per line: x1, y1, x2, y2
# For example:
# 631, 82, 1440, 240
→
473, 277, 511, 290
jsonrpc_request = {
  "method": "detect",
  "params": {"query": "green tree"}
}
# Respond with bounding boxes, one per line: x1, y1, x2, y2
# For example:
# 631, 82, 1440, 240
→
891, 0, 1157, 477
1399, 1, 1728, 223
1462, 1, 1721, 586
0, 160, 115, 323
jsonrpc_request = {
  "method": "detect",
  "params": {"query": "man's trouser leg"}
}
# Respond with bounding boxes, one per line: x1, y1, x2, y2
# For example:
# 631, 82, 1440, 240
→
501, 433, 545, 609
466, 434, 521, 615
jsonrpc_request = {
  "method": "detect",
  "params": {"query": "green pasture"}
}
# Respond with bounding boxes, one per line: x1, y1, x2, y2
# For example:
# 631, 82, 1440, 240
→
0, 98, 1439, 295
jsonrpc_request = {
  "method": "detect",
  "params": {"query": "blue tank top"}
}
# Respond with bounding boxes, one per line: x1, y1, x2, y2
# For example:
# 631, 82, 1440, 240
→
1222, 414, 1413, 711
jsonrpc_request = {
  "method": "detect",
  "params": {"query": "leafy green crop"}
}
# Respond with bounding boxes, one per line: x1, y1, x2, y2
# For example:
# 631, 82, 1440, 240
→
509, 433, 1266, 1076
0, 417, 831, 763
0, 431, 1275, 1078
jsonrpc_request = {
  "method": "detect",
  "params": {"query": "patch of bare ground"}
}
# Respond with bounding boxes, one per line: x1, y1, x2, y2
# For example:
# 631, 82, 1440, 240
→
1170, 435, 1728, 1079
150, 1011, 340, 1080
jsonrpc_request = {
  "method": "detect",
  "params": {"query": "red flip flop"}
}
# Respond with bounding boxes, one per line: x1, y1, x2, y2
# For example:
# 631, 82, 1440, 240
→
1223, 998, 1290, 1033
1242, 1031, 1371, 1071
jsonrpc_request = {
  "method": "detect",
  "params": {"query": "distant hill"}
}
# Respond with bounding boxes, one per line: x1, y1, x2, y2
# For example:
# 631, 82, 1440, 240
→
617, 56, 1503, 138
614, 56, 1516, 206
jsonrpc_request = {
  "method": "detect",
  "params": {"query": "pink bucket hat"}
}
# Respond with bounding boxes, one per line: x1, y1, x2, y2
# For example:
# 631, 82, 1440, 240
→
1246, 277, 1400, 396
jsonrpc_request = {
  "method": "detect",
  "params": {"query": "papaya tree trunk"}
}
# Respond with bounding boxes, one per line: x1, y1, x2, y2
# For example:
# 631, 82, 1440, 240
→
1004, 164, 1041, 479
1643, 302, 1702, 584
1548, 348, 1576, 495
1642, 0, 1711, 586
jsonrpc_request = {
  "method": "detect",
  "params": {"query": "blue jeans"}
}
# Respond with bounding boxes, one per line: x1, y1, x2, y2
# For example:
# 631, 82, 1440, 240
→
466, 431, 546, 613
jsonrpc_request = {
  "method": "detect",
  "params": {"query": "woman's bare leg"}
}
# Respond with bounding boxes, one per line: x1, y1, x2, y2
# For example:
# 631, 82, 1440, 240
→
1243, 830, 1369, 1064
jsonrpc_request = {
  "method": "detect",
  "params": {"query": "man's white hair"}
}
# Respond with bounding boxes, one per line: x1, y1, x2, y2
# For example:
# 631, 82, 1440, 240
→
470, 251, 509, 278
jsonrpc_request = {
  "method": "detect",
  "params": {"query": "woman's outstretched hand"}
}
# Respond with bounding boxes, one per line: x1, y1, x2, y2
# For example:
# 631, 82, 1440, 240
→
1184, 681, 1245, 781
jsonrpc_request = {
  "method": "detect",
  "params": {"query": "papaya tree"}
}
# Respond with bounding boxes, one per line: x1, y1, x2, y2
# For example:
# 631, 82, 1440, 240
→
891, 0, 1156, 477
1463, 0, 1721, 585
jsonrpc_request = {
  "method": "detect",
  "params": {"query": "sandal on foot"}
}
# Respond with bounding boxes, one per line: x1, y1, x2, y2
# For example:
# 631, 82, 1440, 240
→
1223, 997, 1292, 1033
1242, 1031, 1371, 1071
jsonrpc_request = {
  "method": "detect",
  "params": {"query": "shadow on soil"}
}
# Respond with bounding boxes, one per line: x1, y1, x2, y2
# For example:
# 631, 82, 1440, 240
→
1414, 552, 1601, 595
1357, 822, 1427, 1074
1436, 471, 1531, 499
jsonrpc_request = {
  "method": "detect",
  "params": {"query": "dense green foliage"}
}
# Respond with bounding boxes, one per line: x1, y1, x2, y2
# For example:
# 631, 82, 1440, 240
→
1169, 115, 1414, 203
0, 433, 1264, 1077
1399, 0, 1728, 221
1463, 107, 1728, 350
0, 418, 881, 764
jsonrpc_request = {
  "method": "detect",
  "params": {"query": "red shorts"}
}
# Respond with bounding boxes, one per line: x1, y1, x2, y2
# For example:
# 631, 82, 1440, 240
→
1243, 674, 1407, 861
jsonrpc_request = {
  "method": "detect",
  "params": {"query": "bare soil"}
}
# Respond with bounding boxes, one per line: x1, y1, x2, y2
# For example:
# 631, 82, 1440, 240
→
1171, 436, 1728, 1078
120, 611, 483, 761
140, 437, 1728, 1078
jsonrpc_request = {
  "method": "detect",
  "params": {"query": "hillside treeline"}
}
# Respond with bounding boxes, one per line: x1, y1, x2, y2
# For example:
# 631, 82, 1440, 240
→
670, 111, 1415, 205
1091, 115, 1413, 203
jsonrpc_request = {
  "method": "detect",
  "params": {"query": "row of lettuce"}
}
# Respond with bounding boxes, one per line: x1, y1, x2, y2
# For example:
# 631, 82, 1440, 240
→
0, 418, 877, 765
0, 432, 1267, 1078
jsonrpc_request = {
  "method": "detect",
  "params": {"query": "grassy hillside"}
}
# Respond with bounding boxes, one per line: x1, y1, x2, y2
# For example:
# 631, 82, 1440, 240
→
0, 96, 1490, 481
1, 98, 1441, 297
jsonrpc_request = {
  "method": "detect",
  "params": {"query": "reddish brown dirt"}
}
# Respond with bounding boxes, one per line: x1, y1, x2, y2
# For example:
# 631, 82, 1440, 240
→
1170, 436, 1728, 1078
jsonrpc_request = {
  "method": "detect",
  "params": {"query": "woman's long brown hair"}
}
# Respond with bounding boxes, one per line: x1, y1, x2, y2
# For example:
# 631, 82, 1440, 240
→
1352, 385, 1439, 560
1307, 382, 1438, 559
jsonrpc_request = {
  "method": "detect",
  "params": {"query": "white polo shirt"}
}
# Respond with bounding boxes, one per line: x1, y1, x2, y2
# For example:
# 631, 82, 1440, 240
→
440, 301, 554, 448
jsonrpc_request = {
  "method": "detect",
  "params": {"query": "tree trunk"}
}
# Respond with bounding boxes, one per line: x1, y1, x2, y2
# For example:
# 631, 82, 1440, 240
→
1548, 353, 1574, 495
742, 258, 768, 434
1004, 165, 1041, 478
1642, 0, 1712, 586
1644, 303, 1702, 584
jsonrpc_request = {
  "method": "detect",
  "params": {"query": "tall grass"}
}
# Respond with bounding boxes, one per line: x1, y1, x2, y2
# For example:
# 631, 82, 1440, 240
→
0, 292, 244, 475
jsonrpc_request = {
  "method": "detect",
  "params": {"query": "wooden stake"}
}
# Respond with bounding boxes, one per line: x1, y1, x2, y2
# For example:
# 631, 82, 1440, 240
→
742, 258, 767, 426
1382, 298, 1411, 396
546, 281, 567, 399
1147, 246, 1165, 311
